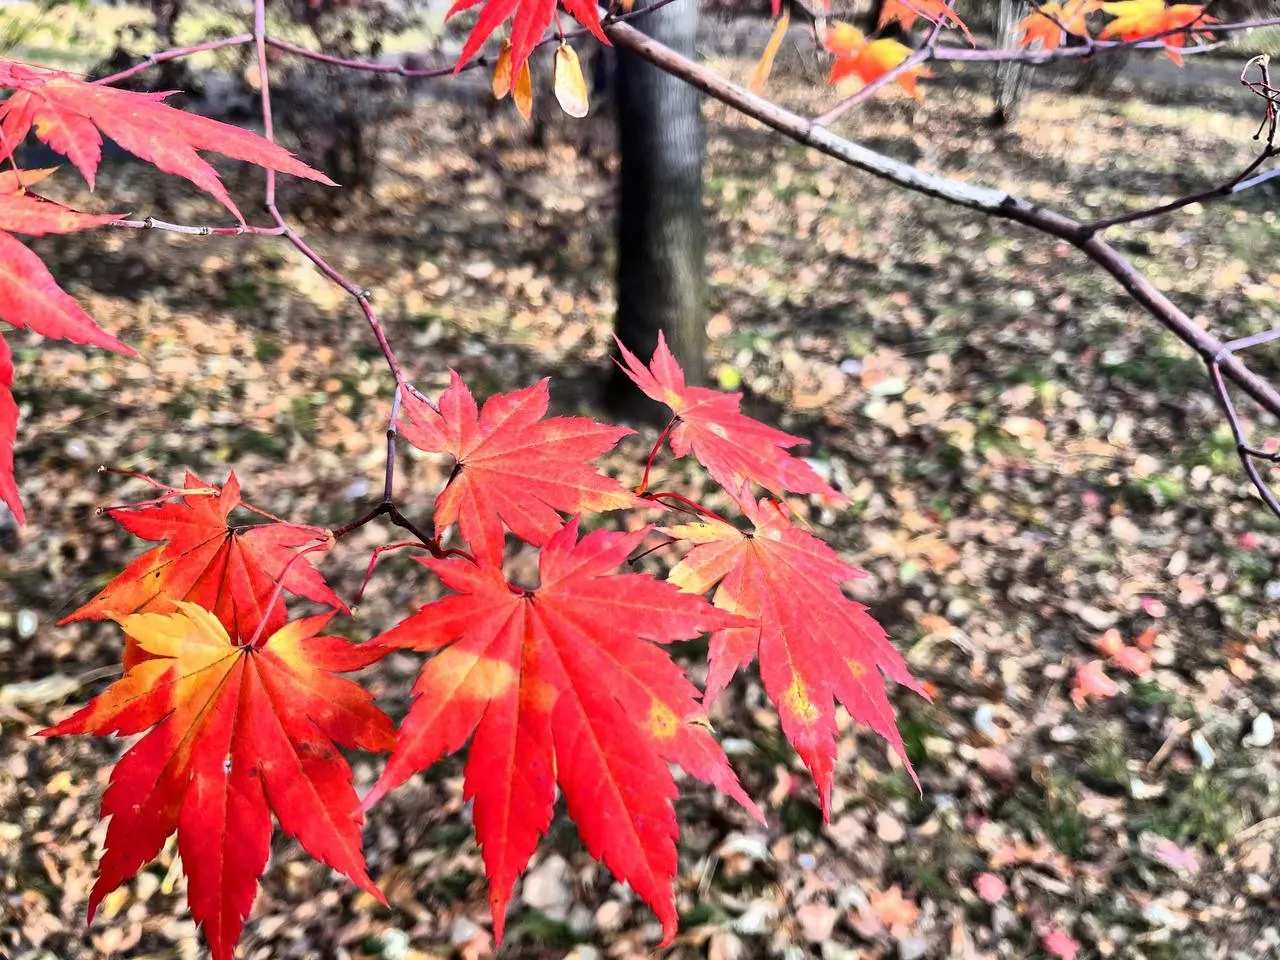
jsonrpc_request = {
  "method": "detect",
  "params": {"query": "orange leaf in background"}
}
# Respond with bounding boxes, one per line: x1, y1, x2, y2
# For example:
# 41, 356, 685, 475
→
0, 59, 334, 221
512, 58, 534, 120
750, 6, 791, 94
1041, 927, 1081, 960
42, 604, 393, 960
398, 374, 636, 564
1070, 658, 1120, 707
0, 168, 130, 523
877, 0, 973, 43
615, 331, 846, 503
666, 494, 926, 816
1112, 645, 1153, 675
60, 472, 344, 658
824, 22, 931, 101
1099, 1, 1217, 64
1016, 0, 1103, 52
492, 39, 514, 98
974, 872, 1008, 903
446, 0, 608, 79
1093, 626, 1124, 657
364, 520, 760, 944
864, 884, 921, 937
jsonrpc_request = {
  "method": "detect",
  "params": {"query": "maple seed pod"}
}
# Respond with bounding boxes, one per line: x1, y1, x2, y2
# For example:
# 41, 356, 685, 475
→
492, 39, 514, 100
513, 59, 534, 121
553, 43, 590, 119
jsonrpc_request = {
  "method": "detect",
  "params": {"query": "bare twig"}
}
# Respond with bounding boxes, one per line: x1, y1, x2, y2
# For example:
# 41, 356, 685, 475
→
92, 33, 253, 85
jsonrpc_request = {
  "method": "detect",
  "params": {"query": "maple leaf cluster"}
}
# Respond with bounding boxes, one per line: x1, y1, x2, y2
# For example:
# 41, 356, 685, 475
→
42, 334, 925, 958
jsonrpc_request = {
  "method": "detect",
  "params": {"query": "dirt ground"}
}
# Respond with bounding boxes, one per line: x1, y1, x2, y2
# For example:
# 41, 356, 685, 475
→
3, 30, 1280, 960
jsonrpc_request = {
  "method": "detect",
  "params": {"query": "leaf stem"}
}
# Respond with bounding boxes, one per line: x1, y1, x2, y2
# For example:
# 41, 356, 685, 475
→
248, 538, 334, 649
636, 416, 678, 495
641, 490, 731, 526
353, 540, 426, 606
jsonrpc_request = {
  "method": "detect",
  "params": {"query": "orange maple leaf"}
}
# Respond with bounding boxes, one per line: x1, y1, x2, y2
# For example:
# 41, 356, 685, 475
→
824, 22, 931, 101
666, 494, 926, 816
878, 0, 973, 43
1017, 1, 1104, 51
43, 604, 394, 960
363, 519, 761, 943
1099, 1, 1217, 64
61, 472, 344, 660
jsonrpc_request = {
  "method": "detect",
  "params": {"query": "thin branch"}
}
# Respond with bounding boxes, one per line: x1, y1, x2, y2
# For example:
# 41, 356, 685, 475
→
1085, 147, 1278, 232
637, 416, 678, 495
111, 216, 287, 237
251, 0, 407, 387
353, 540, 428, 605
93, 33, 253, 86
384, 384, 403, 502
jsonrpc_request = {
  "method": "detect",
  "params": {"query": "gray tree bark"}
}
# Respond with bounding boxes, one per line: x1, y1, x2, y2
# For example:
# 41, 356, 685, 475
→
606, 0, 707, 421
990, 0, 1031, 125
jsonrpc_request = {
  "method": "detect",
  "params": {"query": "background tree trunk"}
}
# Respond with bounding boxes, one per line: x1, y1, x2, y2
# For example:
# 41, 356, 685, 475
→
990, 0, 1031, 125
606, 0, 707, 421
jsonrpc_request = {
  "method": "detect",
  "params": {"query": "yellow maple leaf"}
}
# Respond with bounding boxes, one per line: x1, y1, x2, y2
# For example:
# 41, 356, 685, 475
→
1016, 0, 1104, 52
1099, 1, 1217, 64
825, 22, 931, 100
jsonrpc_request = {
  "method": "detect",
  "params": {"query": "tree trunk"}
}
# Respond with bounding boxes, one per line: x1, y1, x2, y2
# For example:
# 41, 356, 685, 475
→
606, 0, 706, 421
989, 0, 1030, 126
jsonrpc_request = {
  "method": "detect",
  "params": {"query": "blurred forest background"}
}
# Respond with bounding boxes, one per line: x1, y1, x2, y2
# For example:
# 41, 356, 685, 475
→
3, 1, 1280, 958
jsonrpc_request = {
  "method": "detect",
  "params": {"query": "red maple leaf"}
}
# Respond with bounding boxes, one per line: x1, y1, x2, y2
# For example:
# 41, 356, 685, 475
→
61, 472, 345, 659
0, 172, 127, 352
666, 494, 925, 816
0, 59, 334, 220
398, 373, 636, 563
42, 604, 394, 960
614, 331, 847, 504
0, 168, 130, 522
362, 519, 761, 943
446, 0, 608, 77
